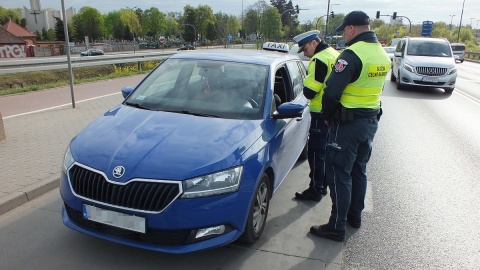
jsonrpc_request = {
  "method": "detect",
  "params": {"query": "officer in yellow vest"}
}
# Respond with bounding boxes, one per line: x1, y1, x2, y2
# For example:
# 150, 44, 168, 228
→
309, 11, 391, 241
292, 30, 339, 202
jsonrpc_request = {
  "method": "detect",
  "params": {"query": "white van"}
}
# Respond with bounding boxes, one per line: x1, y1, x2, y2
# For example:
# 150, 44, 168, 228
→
450, 43, 465, 63
391, 37, 457, 93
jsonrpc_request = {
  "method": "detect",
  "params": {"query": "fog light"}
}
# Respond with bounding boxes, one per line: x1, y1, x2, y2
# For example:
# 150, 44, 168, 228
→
195, 225, 226, 239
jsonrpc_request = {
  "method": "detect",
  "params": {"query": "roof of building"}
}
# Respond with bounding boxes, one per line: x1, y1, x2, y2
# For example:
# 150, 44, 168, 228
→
0, 27, 27, 44
2, 20, 37, 38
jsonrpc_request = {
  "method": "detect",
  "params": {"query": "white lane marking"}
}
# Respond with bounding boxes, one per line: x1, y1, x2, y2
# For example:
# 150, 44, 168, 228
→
455, 90, 480, 106
364, 181, 373, 213
3, 92, 121, 120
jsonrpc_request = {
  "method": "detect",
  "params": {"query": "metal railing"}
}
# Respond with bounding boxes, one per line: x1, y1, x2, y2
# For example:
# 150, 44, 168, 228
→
465, 52, 480, 61
0, 51, 175, 75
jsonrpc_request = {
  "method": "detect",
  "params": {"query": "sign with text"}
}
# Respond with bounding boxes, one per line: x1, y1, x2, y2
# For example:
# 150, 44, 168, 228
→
421, 21, 433, 36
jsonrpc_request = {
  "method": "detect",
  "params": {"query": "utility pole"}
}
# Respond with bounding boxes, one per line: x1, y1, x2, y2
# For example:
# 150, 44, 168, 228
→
457, 0, 465, 42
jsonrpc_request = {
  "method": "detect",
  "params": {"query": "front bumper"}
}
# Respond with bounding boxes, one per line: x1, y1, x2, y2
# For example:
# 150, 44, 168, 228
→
60, 171, 253, 254
398, 68, 456, 89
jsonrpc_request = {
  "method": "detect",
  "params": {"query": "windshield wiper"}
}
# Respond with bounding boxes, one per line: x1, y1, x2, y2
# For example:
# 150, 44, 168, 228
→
125, 101, 151, 110
164, 109, 220, 118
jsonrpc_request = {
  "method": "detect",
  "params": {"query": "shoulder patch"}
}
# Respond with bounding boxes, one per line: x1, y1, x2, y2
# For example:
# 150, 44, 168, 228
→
334, 59, 348, 73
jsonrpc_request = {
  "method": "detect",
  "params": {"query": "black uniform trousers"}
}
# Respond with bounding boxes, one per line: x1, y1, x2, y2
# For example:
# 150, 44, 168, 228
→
307, 115, 328, 193
325, 118, 378, 230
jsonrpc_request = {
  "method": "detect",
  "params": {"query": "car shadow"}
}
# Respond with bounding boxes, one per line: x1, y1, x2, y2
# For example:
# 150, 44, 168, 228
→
382, 81, 453, 100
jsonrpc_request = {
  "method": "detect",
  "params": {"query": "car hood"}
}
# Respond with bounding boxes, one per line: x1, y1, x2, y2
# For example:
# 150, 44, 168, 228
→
404, 55, 455, 68
70, 105, 263, 182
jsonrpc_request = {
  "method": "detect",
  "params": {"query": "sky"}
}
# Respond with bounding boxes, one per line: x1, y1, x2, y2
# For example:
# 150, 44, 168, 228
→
2, 0, 480, 27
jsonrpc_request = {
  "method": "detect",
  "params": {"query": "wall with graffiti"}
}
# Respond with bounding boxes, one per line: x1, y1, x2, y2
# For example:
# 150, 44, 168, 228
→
0, 44, 31, 58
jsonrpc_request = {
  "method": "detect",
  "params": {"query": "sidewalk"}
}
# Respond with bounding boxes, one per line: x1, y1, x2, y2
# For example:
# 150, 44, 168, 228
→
0, 92, 123, 215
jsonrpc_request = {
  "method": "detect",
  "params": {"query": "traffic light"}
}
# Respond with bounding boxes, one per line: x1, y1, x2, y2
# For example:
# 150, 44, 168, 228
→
392, 12, 397, 20
330, 11, 335, 18
376, 11, 380, 19
295, 5, 299, 14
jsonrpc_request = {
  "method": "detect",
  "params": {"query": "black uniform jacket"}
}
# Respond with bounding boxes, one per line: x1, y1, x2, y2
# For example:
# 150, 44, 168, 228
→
321, 31, 381, 120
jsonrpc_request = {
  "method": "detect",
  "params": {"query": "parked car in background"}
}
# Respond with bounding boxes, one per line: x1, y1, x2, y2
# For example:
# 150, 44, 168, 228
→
60, 49, 310, 254
450, 42, 465, 63
177, 45, 195, 51
391, 37, 457, 93
383, 46, 396, 61
80, 48, 104, 56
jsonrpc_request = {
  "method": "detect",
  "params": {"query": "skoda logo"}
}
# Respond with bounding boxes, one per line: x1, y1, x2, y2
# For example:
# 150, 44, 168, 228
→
112, 166, 125, 178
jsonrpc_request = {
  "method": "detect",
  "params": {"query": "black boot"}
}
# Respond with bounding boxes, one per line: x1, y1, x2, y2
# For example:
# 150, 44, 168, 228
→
310, 224, 345, 242
295, 187, 322, 201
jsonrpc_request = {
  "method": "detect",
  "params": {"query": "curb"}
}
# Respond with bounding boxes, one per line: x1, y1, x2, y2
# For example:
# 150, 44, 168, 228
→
0, 175, 59, 215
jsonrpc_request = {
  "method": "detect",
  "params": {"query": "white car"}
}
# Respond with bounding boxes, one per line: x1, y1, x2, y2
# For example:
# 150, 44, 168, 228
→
383, 46, 396, 61
391, 37, 457, 94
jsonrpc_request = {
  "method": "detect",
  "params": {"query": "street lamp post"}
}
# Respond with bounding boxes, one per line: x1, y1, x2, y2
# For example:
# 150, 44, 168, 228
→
278, 9, 294, 42
181, 24, 197, 47
325, 2, 340, 39
470, 17, 475, 26
449, 14, 456, 30
126, 6, 137, 53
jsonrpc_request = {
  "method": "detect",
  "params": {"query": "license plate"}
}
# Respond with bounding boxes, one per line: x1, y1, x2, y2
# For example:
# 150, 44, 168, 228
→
422, 77, 438, 83
83, 204, 146, 233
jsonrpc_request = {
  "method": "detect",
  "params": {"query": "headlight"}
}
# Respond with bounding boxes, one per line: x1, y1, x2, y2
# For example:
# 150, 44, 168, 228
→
403, 63, 415, 73
447, 67, 457, 75
63, 146, 75, 172
181, 166, 243, 198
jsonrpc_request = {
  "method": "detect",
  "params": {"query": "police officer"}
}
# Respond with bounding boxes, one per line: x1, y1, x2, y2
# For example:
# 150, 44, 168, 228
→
309, 11, 391, 241
292, 30, 339, 201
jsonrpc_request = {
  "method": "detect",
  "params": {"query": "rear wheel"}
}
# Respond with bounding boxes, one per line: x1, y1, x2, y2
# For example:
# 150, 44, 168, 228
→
238, 173, 271, 244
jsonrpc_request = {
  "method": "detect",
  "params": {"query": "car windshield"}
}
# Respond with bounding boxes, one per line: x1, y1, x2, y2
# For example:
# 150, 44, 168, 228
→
125, 59, 268, 120
406, 40, 452, 57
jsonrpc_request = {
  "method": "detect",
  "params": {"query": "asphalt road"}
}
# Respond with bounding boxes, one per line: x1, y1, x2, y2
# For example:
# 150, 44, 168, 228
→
1, 62, 479, 269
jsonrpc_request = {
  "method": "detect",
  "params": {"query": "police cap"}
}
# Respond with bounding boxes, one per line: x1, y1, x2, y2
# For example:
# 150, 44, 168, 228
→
293, 30, 320, 53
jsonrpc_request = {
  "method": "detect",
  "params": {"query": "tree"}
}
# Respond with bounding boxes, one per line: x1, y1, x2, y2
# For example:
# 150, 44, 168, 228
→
119, 8, 141, 41
0, 7, 22, 25
105, 11, 125, 41
142, 7, 166, 39
165, 15, 179, 39
182, 5, 196, 43
260, 7, 280, 40
195, 5, 216, 41
54, 17, 65, 41
72, 7, 105, 43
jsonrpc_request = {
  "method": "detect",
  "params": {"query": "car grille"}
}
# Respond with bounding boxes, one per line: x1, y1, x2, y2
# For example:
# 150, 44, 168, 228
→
68, 165, 180, 212
415, 67, 447, 76
412, 80, 446, 86
64, 204, 194, 245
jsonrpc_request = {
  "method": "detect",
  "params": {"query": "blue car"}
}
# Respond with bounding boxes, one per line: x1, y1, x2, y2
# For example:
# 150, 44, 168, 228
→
60, 49, 310, 253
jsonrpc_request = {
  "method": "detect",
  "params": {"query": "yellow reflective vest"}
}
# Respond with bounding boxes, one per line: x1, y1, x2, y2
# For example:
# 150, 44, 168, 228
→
340, 41, 391, 109
304, 47, 339, 112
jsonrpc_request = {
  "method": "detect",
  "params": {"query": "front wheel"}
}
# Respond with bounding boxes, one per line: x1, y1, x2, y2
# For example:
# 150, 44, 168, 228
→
238, 173, 271, 244
444, 87, 454, 94
390, 69, 396, 82
396, 71, 404, 90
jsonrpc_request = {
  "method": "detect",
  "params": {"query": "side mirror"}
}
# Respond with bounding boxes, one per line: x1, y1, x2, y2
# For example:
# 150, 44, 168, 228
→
394, 51, 402, 58
121, 86, 135, 98
272, 102, 306, 119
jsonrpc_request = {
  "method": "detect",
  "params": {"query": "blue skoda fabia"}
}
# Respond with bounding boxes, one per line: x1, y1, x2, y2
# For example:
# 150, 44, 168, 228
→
60, 49, 310, 253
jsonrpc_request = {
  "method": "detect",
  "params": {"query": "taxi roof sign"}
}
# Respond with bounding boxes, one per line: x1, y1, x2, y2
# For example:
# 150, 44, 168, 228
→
262, 42, 289, 53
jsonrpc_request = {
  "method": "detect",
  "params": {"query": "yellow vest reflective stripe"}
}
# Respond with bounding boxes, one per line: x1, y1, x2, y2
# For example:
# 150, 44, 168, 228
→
340, 42, 391, 109
304, 47, 339, 112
